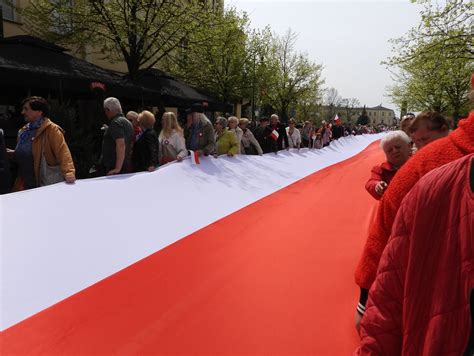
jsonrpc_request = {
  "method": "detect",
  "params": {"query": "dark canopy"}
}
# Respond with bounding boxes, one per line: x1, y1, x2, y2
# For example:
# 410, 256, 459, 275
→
131, 69, 232, 112
0, 36, 156, 99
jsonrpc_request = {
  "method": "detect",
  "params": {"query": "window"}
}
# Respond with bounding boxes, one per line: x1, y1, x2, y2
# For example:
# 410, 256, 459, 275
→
369, 112, 371, 116
382, 112, 385, 116
2, 0, 15, 21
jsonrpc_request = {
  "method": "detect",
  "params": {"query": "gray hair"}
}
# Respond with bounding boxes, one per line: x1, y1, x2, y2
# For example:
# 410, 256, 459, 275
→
228, 116, 239, 124
103, 97, 122, 115
216, 116, 228, 127
380, 130, 411, 150
195, 112, 212, 126
271, 114, 279, 121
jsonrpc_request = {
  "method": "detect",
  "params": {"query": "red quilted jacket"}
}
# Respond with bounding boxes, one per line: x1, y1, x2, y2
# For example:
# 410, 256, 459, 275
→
357, 154, 474, 355
355, 112, 474, 290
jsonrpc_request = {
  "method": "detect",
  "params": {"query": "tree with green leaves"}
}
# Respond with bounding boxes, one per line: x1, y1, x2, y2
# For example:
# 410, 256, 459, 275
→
388, 0, 472, 64
340, 98, 360, 123
21, 0, 215, 79
261, 29, 324, 123
164, 8, 255, 104
356, 106, 369, 126
385, 0, 472, 124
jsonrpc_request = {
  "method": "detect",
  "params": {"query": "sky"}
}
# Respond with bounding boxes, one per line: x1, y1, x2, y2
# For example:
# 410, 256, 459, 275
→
227, 0, 424, 113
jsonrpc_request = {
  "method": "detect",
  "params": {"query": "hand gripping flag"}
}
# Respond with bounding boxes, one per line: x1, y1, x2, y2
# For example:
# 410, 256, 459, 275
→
189, 150, 200, 165
271, 130, 279, 141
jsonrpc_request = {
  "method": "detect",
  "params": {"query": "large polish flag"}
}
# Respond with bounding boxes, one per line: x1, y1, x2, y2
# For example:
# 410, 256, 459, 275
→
1, 134, 384, 355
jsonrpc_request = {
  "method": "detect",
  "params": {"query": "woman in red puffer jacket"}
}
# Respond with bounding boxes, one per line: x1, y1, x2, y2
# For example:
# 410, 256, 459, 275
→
357, 154, 474, 355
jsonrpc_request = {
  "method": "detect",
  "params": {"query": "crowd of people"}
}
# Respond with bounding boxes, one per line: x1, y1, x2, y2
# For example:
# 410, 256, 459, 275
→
0, 76, 473, 353
0, 96, 383, 194
356, 75, 474, 354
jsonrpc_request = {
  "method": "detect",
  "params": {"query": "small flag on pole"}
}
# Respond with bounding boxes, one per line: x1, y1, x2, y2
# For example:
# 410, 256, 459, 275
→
271, 130, 279, 141
334, 114, 340, 122
189, 150, 200, 165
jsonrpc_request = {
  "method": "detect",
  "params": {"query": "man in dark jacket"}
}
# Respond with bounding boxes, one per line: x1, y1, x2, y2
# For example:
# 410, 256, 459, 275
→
0, 129, 11, 194
269, 114, 289, 150
254, 117, 276, 154
332, 116, 345, 140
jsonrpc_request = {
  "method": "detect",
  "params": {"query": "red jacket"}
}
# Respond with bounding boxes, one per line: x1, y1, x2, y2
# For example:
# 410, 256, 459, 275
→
357, 154, 474, 355
355, 112, 474, 290
365, 162, 398, 200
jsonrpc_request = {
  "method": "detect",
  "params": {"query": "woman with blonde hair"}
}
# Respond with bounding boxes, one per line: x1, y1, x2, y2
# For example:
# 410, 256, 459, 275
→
159, 112, 188, 165
131, 110, 158, 172
228, 116, 243, 151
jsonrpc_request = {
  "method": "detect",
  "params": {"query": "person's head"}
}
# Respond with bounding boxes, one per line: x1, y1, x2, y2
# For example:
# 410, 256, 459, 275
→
103, 97, 122, 120
239, 118, 249, 130
409, 111, 450, 149
380, 130, 412, 168
126, 111, 139, 128
260, 117, 270, 127
185, 103, 204, 124
215, 116, 227, 132
400, 113, 415, 134
138, 110, 155, 130
270, 114, 279, 125
321, 120, 327, 128
21, 96, 49, 123
161, 112, 181, 131
228, 116, 239, 129
288, 118, 296, 127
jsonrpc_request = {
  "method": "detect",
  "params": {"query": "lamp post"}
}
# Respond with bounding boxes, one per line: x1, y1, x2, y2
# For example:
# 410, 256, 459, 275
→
251, 52, 256, 121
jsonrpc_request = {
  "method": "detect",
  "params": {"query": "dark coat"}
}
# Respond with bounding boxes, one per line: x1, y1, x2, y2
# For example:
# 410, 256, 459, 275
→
254, 126, 276, 154
270, 123, 289, 150
332, 124, 344, 140
131, 129, 159, 172
0, 129, 11, 194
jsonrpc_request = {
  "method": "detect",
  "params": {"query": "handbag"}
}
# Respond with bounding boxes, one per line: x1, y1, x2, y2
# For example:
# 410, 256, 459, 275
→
39, 131, 63, 186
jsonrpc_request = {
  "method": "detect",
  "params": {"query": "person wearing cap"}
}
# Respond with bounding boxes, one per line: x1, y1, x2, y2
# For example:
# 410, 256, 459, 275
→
183, 103, 216, 157
214, 117, 239, 157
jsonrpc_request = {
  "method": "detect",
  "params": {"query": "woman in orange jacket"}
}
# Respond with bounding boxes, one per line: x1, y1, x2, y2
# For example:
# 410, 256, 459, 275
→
9, 96, 75, 191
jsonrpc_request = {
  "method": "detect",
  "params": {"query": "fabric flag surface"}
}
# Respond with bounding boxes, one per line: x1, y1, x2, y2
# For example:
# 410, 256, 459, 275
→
189, 150, 201, 165
271, 129, 279, 141
1, 134, 384, 355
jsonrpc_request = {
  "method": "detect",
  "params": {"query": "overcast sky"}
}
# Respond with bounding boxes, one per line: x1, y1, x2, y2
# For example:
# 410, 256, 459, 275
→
227, 0, 424, 113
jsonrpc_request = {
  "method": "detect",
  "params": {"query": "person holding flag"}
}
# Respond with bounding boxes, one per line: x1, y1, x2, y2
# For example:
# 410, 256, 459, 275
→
332, 114, 345, 140
270, 114, 289, 151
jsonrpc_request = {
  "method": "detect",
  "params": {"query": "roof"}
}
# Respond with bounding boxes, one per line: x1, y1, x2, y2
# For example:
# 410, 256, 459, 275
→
368, 105, 393, 111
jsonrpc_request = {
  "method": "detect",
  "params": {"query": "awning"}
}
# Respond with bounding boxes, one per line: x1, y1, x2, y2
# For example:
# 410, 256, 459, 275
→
131, 68, 232, 112
0, 36, 158, 100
